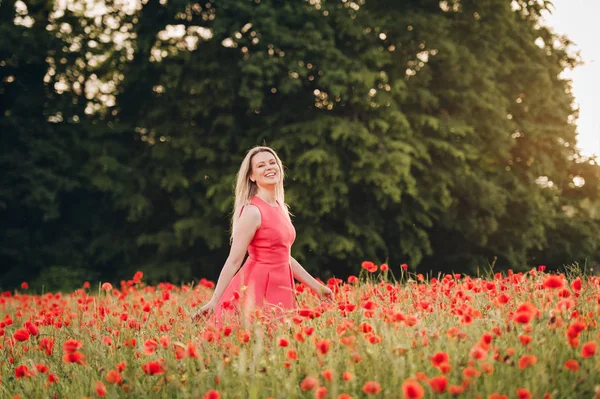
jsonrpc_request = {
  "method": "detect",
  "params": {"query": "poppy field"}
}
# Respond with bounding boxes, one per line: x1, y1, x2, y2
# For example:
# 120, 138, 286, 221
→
1, 264, 599, 399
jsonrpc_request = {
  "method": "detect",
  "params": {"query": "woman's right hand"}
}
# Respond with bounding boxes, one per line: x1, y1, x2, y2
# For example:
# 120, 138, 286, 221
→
192, 300, 216, 322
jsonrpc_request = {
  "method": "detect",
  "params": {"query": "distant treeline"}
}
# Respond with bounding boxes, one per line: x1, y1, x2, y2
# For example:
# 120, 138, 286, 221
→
1, 0, 599, 291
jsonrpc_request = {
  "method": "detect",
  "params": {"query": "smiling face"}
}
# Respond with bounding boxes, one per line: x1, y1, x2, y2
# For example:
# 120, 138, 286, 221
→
249, 150, 281, 188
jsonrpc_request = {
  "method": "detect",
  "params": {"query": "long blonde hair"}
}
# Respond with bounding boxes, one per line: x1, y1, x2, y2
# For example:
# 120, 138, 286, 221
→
231, 146, 291, 241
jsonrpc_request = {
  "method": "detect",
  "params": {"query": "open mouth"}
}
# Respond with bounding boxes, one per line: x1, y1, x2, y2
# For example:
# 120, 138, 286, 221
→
265, 172, 276, 178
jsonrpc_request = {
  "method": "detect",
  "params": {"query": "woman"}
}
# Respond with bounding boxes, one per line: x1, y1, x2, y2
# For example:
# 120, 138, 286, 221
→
194, 146, 333, 327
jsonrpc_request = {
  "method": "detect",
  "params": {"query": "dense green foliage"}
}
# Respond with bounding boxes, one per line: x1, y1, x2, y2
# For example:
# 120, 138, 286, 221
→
1, 0, 599, 291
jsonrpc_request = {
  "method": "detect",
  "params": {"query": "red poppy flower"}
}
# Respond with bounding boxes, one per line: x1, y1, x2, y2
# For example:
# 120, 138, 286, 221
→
202, 390, 220, 399
315, 387, 328, 399
96, 381, 107, 397
518, 354, 537, 369
361, 261, 378, 273
581, 341, 597, 358
278, 338, 289, 347
25, 321, 39, 336
570, 277, 582, 291
564, 359, 579, 371
516, 388, 532, 399
321, 369, 333, 382
429, 376, 448, 393
63, 339, 83, 354
32, 363, 47, 374
401, 379, 424, 399
315, 339, 331, 355
430, 351, 449, 367
15, 365, 31, 378
513, 312, 533, 324
63, 351, 86, 364
362, 381, 382, 395
449, 385, 464, 395
13, 328, 30, 342
287, 349, 298, 360
300, 376, 318, 391
116, 361, 126, 372
519, 335, 532, 345
143, 339, 159, 354
542, 275, 564, 289
343, 371, 353, 381
39, 337, 54, 356
106, 370, 123, 385
142, 360, 166, 375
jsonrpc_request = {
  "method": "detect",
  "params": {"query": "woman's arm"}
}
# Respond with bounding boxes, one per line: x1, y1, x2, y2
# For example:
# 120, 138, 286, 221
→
290, 256, 332, 298
194, 205, 261, 318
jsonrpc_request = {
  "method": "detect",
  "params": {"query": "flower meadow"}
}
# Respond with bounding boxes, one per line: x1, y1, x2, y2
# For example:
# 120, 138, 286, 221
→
1, 264, 600, 399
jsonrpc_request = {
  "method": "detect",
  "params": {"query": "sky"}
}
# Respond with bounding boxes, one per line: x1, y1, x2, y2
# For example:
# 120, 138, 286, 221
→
542, 0, 600, 158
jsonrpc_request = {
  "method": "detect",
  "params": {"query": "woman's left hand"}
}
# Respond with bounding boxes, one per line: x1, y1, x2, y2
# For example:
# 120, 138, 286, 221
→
319, 285, 334, 303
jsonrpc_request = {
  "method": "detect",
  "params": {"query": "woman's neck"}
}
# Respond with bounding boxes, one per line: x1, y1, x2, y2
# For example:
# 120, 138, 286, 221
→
256, 189, 277, 206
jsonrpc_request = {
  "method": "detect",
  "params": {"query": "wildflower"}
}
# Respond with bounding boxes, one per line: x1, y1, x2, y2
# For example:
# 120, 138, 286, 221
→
429, 376, 448, 393
39, 337, 54, 356
35, 364, 48, 373
15, 365, 32, 378
141, 360, 166, 375
315, 387, 328, 399
300, 376, 318, 391
542, 275, 564, 289
143, 339, 159, 354
518, 354, 537, 369
96, 381, 107, 397
63, 351, 86, 364
202, 391, 220, 399
401, 379, 424, 399
343, 371, 353, 381
321, 369, 334, 382
287, 349, 298, 360
361, 261, 378, 273
13, 328, 30, 342
516, 388, 532, 399
430, 351, 449, 367
63, 339, 83, 354
570, 277, 582, 291
362, 381, 382, 394
519, 335, 532, 345
106, 370, 123, 385
564, 359, 579, 371
449, 385, 465, 395
315, 339, 331, 355
581, 341, 597, 358
513, 312, 533, 324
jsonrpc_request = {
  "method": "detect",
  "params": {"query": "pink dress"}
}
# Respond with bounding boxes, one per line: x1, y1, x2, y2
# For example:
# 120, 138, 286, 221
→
209, 195, 297, 329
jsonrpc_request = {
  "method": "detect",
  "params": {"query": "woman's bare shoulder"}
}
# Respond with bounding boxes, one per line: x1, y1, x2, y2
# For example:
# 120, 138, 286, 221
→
239, 204, 261, 228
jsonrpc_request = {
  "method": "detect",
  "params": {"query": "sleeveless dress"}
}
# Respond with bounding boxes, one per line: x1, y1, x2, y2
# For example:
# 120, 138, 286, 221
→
208, 195, 297, 329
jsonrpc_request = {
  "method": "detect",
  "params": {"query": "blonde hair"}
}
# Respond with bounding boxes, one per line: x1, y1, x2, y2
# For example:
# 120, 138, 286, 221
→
231, 146, 291, 241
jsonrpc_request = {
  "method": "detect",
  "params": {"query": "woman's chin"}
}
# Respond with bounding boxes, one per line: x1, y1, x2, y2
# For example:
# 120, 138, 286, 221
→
259, 179, 279, 187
